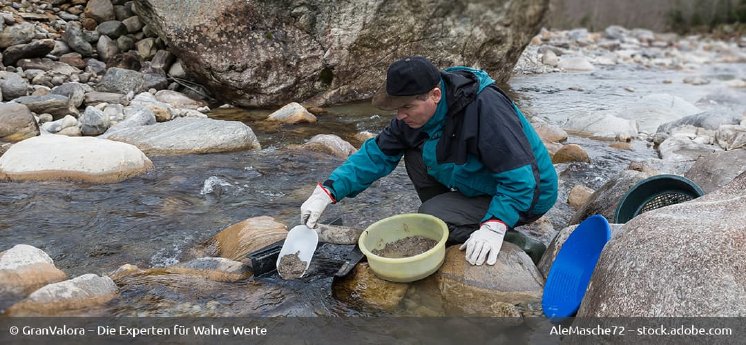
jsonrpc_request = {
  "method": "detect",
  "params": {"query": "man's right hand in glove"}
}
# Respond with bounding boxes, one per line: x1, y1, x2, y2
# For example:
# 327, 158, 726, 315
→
300, 183, 335, 228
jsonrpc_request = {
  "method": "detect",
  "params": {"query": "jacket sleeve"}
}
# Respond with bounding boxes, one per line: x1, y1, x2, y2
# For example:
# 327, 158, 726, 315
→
325, 121, 407, 200
481, 165, 537, 227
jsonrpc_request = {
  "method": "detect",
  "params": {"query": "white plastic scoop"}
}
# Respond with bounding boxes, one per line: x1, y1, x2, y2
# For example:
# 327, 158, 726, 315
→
277, 224, 318, 279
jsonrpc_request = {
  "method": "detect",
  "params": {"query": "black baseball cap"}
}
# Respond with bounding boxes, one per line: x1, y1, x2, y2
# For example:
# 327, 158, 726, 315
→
372, 56, 441, 110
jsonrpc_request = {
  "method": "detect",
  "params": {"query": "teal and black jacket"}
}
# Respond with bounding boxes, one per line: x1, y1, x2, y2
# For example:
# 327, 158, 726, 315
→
322, 67, 558, 228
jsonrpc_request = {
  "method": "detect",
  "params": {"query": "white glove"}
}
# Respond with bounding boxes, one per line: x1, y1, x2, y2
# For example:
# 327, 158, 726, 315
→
300, 183, 335, 228
459, 220, 507, 266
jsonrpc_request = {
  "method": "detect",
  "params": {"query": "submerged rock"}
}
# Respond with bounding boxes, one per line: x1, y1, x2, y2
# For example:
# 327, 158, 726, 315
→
332, 263, 410, 311
164, 258, 251, 282
0, 244, 67, 310
552, 144, 590, 164
193, 216, 287, 264
7, 274, 117, 316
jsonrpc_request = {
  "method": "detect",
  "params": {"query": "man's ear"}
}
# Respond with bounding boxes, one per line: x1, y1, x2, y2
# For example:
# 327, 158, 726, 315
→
431, 87, 442, 103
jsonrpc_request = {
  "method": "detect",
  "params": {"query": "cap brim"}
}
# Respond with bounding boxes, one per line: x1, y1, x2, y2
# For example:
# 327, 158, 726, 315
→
371, 83, 417, 111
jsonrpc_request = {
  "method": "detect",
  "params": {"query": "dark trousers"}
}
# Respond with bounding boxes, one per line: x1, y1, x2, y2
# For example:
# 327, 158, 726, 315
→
404, 148, 542, 249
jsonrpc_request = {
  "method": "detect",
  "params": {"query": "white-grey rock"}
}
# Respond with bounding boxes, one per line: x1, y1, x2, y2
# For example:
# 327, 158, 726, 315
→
85, 91, 128, 106
656, 110, 741, 134
154, 90, 205, 110
51, 82, 92, 108
79, 106, 111, 136
558, 56, 594, 71
135, 37, 156, 60
8, 274, 117, 315
176, 108, 208, 118
105, 117, 261, 155
96, 34, 119, 61
103, 103, 125, 122
658, 135, 722, 163
101, 106, 156, 136
541, 50, 559, 67
266, 102, 317, 124
168, 59, 186, 78
0, 244, 67, 300
715, 125, 746, 151
122, 16, 142, 33
563, 112, 638, 140
0, 134, 153, 183
299, 134, 356, 159
49, 40, 72, 56
616, 94, 702, 134
40, 115, 79, 134
129, 92, 175, 122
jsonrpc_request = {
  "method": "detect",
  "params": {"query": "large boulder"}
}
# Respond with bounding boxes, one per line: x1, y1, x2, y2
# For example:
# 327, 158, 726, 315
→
105, 117, 261, 154
0, 102, 39, 142
133, 0, 550, 107
0, 135, 153, 183
577, 171, 746, 316
432, 244, 543, 315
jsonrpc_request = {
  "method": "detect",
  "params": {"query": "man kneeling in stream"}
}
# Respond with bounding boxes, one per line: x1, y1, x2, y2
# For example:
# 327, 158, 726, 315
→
300, 56, 558, 266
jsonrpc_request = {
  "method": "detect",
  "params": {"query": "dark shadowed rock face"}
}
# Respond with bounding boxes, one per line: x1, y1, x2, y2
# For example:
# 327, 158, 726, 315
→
133, 0, 549, 107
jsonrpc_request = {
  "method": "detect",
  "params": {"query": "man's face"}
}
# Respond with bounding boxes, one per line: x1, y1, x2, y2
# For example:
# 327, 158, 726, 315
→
395, 87, 442, 128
